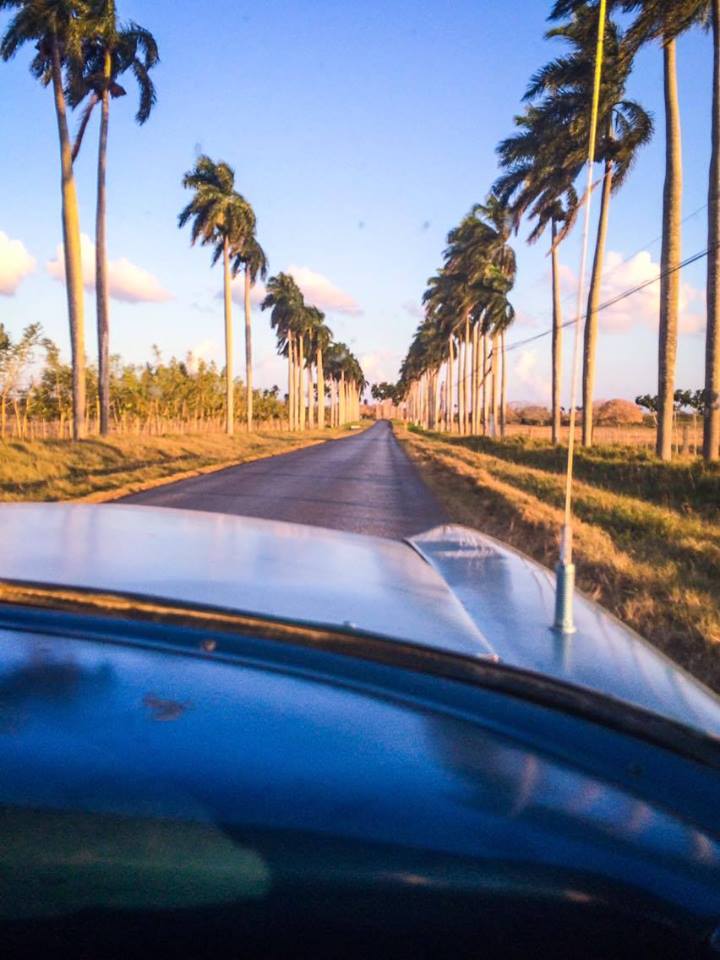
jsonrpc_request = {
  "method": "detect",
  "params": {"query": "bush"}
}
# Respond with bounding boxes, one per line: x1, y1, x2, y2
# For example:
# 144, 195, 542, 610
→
595, 398, 644, 426
517, 405, 551, 425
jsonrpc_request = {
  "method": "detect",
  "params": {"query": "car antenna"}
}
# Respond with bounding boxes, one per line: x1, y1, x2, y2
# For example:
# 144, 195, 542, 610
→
554, 0, 607, 635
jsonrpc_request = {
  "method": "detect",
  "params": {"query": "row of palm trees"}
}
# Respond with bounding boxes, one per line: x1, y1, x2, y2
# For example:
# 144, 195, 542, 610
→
1, 0, 158, 440
400, 1, 719, 463
179, 157, 365, 434
2, 1, 364, 440
398, 197, 517, 437
261, 273, 365, 429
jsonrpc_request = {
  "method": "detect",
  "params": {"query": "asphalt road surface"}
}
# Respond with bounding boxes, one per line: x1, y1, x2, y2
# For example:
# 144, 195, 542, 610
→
119, 420, 447, 539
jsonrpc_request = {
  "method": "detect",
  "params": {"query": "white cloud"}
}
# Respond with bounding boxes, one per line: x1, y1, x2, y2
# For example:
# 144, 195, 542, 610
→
228, 276, 266, 307
188, 338, 220, 370
288, 264, 361, 315
227, 265, 361, 316
0, 231, 36, 295
559, 250, 704, 335
359, 349, 401, 386
511, 349, 550, 404
47, 234, 173, 303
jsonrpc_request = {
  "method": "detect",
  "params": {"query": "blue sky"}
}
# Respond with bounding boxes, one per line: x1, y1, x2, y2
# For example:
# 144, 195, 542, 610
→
0, 0, 713, 403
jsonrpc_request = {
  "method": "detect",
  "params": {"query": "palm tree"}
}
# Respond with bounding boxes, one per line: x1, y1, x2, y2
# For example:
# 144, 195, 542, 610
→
261, 273, 305, 429
495, 105, 581, 445
67, 2, 158, 435
233, 234, 267, 432
553, 0, 704, 456
537, 5, 653, 447
1, 0, 91, 439
707, 0, 720, 460
304, 308, 332, 427
178, 156, 255, 435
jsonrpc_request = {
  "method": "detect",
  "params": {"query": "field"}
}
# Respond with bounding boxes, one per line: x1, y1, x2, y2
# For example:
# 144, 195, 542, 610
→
399, 425, 720, 694
0, 427, 356, 503
501, 421, 704, 455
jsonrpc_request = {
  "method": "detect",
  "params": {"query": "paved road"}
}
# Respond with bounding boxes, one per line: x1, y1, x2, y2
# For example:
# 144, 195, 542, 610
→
119, 421, 447, 539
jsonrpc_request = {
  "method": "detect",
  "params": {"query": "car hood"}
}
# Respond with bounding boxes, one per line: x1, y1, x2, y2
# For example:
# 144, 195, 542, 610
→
0, 502, 718, 738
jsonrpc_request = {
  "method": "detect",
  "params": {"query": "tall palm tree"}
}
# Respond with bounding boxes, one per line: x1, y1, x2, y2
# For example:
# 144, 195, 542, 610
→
304, 308, 332, 427
707, 0, 720, 460
261, 273, 305, 429
554, 0, 704, 457
538, 4, 653, 447
178, 156, 255, 435
1, 0, 91, 439
233, 234, 267, 432
495, 104, 581, 445
67, 1, 158, 435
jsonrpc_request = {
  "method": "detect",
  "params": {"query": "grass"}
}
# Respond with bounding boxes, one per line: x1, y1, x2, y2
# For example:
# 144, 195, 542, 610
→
0, 426, 360, 503
398, 425, 720, 694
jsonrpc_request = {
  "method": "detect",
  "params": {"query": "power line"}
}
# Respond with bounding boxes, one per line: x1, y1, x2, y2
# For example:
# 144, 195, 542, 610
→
526, 201, 708, 324
504, 244, 711, 356
441, 243, 711, 389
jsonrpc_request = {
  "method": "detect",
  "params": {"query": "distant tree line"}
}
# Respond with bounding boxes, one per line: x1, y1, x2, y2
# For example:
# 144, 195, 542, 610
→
0, 323, 287, 439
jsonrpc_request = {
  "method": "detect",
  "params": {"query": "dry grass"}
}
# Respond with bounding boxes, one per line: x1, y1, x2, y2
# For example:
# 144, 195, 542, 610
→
0, 427, 359, 503
399, 426, 720, 694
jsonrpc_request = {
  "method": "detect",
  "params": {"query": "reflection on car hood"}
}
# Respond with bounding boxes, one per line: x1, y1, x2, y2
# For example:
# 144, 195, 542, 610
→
409, 525, 720, 739
0, 504, 492, 658
0, 503, 718, 738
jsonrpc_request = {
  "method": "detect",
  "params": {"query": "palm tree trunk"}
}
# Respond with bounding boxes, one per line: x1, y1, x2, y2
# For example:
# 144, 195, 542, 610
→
298, 336, 305, 430
551, 218, 563, 445
705, 1, 720, 462
51, 35, 86, 440
71, 93, 98, 163
447, 338, 454, 432
491, 332, 500, 437
471, 322, 479, 434
339, 373, 346, 425
582, 158, 613, 448
500, 330, 507, 438
657, 38, 683, 462
95, 53, 111, 436
244, 268, 253, 431
222, 236, 234, 435
307, 365, 314, 428
457, 332, 466, 435
316, 347, 325, 428
482, 334, 490, 434
463, 316, 470, 435
287, 333, 295, 429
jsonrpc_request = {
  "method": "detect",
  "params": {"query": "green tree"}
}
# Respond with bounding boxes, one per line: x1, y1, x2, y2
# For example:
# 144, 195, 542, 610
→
541, 3, 653, 447
496, 104, 582, 444
67, 0, 158, 435
232, 234, 267, 432
1, 0, 91, 439
178, 155, 255, 435
261, 273, 306, 429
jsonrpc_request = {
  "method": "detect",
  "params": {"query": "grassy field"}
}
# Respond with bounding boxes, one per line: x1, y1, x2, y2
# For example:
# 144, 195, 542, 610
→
399, 425, 720, 694
0, 427, 359, 503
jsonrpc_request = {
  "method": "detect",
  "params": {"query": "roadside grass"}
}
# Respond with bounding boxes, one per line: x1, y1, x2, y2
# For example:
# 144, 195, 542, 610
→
399, 426, 720, 694
439, 433, 720, 517
0, 427, 359, 503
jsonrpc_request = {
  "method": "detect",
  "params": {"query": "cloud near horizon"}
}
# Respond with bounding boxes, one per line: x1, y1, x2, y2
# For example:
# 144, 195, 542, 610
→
0, 230, 36, 295
510, 348, 550, 404
359, 349, 402, 387
559, 250, 705, 335
229, 264, 361, 316
47, 234, 173, 304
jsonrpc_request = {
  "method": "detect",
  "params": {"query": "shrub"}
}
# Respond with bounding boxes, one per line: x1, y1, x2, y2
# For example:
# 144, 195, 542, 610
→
517, 405, 551, 425
595, 398, 644, 426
